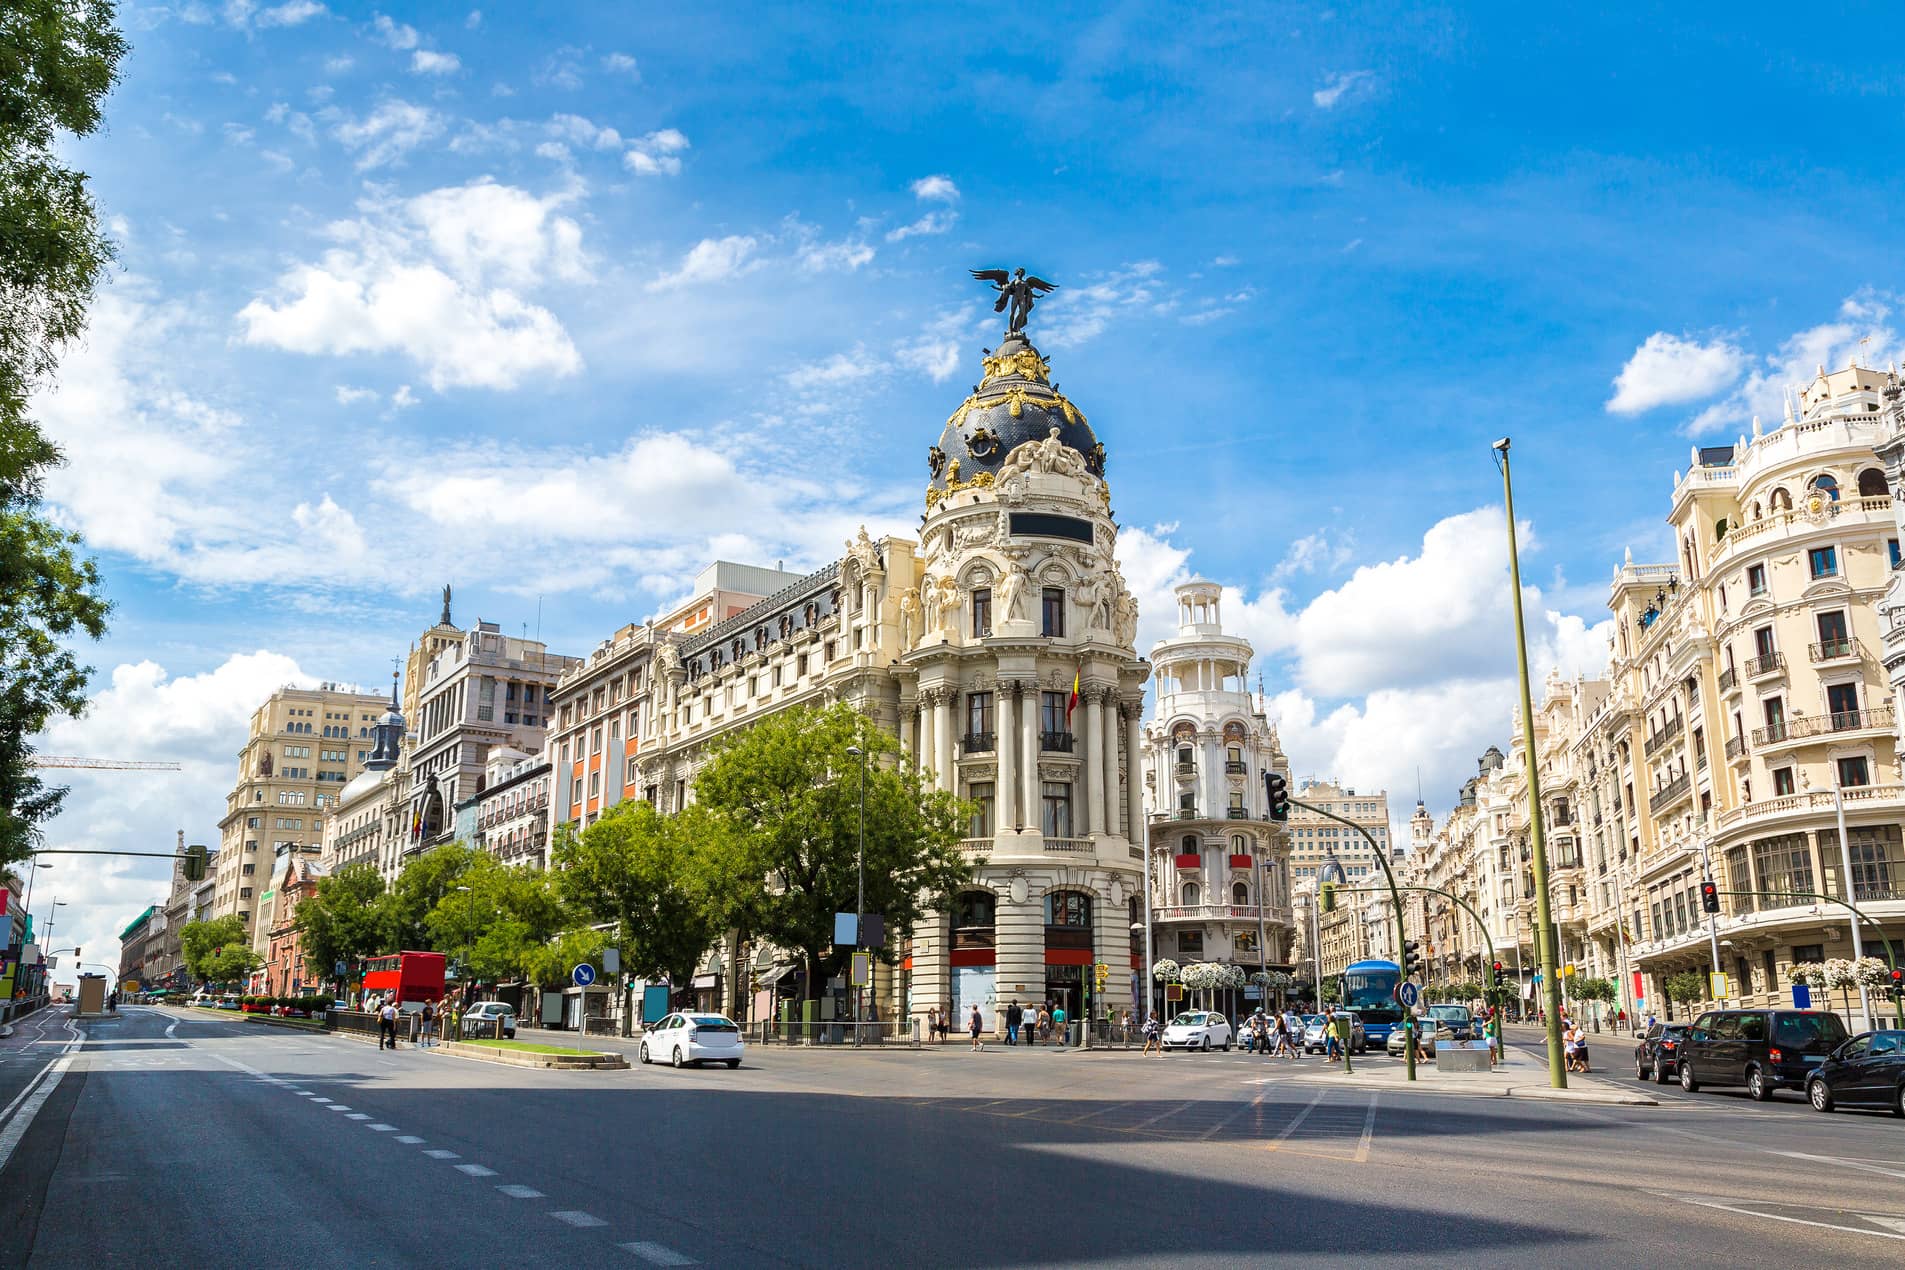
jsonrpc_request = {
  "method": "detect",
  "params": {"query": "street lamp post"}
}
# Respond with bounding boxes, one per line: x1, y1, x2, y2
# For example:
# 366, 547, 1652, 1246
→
845, 744, 868, 1045
1494, 436, 1569, 1089
453, 884, 473, 999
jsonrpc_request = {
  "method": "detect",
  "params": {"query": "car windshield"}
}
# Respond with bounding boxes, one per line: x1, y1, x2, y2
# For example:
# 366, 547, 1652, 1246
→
1428, 1006, 1470, 1021
690, 1015, 733, 1027
1773, 1013, 1849, 1049
1171, 1013, 1208, 1026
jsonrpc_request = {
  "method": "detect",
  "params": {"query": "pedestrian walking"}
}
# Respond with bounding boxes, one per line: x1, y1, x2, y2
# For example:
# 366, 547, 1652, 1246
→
1005, 1000, 1022, 1045
1052, 1002, 1067, 1047
927, 1005, 939, 1044
1325, 1013, 1342, 1062
1141, 1012, 1162, 1056
969, 1005, 984, 1051
378, 998, 399, 1049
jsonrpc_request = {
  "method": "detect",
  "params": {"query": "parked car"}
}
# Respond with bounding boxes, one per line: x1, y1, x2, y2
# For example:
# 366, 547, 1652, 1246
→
461, 1001, 517, 1039
1386, 1018, 1453, 1058
1302, 1011, 1368, 1055
1805, 1030, 1905, 1116
1678, 1008, 1851, 1100
1162, 1011, 1233, 1052
640, 1013, 745, 1068
1633, 1022, 1691, 1083
1426, 1004, 1475, 1041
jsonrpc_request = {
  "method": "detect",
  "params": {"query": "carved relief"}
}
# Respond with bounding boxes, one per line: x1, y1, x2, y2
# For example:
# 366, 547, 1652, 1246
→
898, 587, 919, 646
964, 763, 998, 781
998, 427, 1091, 481
997, 550, 1031, 623
1038, 762, 1076, 781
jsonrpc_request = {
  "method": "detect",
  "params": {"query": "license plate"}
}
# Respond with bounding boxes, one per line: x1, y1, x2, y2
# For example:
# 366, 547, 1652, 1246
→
1802, 1055, 1824, 1064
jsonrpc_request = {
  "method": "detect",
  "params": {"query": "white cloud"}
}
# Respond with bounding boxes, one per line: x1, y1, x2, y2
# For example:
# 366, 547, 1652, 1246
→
1312, 69, 1375, 109
323, 54, 353, 74
373, 13, 418, 49
546, 113, 621, 150
1672, 292, 1900, 436
624, 128, 689, 176
1271, 528, 1356, 581
783, 349, 880, 393
601, 52, 639, 75
646, 235, 757, 292
466, 10, 482, 28
390, 384, 419, 409
410, 49, 461, 75
334, 384, 378, 405
910, 174, 959, 203
332, 99, 442, 170
1606, 332, 1747, 415
238, 179, 585, 390
255, 0, 325, 27
893, 308, 974, 383
886, 211, 957, 242
1039, 260, 1165, 348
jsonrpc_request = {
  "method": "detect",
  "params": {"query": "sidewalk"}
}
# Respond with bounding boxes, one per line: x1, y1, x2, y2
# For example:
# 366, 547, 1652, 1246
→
1275, 1040, 1658, 1105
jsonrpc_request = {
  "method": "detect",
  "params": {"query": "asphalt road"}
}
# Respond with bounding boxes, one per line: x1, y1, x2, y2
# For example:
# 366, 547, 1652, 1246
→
0, 1005, 1902, 1268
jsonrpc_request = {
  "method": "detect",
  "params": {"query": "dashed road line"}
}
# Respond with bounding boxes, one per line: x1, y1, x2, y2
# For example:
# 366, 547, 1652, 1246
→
622, 1242, 697, 1265
423, 1149, 460, 1160
455, 1164, 498, 1177
326, 1105, 352, 1113
551, 1211, 607, 1228
497, 1184, 545, 1199
345, 1112, 372, 1121
367, 1123, 397, 1131
395, 1135, 425, 1144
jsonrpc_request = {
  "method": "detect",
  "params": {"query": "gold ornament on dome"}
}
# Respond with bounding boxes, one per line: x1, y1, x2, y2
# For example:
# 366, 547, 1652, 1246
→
982, 348, 1052, 384
943, 388, 1087, 431
924, 467, 996, 509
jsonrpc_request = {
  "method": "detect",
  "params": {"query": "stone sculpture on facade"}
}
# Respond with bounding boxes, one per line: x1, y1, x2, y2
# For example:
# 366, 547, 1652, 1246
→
968, 266, 1058, 335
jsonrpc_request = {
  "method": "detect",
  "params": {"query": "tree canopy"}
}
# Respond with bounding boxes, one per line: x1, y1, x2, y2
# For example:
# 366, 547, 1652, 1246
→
554, 799, 725, 993
179, 914, 259, 988
293, 861, 390, 981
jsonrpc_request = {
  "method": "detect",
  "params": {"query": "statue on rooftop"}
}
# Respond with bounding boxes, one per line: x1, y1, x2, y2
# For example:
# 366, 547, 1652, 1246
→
969, 267, 1058, 335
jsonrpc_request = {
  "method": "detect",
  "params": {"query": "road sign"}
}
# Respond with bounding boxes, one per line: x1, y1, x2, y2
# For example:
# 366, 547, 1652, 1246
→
850, 952, 871, 986
1397, 981, 1420, 1008
1708, 971, 1728, 1001
833, 912, 858, 946
571, 962, 596, 987
602, 948, 620, 974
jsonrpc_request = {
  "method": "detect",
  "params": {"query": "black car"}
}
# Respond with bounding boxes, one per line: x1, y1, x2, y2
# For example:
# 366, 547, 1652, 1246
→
1678, 1008, 1851, 1101
1633, 1022, 1690, 1084
1805, 1029, 1905, 1117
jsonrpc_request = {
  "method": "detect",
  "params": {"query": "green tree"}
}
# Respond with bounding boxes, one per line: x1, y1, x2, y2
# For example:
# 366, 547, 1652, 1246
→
553, 799, 724, 995
379, 842, 481, 950
1663, 971, 1707, 1009
692, 702, 972, 1002
425, 852, 565, 986
523, 924, 607, 1000
0, 1, 126, 869
179, 915, 260, 989
294, 861, 390, 987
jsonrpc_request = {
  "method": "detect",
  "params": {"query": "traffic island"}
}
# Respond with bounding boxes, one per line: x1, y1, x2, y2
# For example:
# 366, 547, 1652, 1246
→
438, 1039, 628, 1070
1280, 1043, 1658, 1105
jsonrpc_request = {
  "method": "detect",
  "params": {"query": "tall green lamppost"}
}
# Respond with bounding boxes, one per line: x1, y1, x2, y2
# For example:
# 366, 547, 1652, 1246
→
1494, 436, 1568, 1089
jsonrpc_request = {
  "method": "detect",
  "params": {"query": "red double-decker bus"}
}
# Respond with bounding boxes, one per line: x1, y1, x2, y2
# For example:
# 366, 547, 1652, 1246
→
360, 951, 446, 1009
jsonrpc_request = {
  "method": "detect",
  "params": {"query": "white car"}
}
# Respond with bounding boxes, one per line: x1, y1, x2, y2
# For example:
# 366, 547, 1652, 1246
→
1161, 1011, 1233, 1052
461, 1001, 516, 1039
641, 1013, 746, 1069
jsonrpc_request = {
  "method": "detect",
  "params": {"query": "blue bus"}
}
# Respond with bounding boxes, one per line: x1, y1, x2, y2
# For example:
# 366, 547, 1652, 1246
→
1341, 959, 1405, 1045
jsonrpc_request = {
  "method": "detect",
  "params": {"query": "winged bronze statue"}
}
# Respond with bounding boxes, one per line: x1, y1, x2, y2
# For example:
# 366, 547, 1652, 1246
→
970, 267, 1058, 335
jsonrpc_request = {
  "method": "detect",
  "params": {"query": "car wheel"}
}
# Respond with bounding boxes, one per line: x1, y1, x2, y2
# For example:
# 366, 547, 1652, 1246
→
1893, 1082, 1905, 1120
1653, 1057, 1669, 1085
1679, 1061, 1699, 1093
1637, 1057, 1648, 1081
1746, 1066, 1773, 1102
672, 1047, 685, 1069
726, 1059, 740, 1069
639, 1043, 650, 1065
1808, 1078, 1834, 1113
1222, 1040, 1232, 1052
1201, 1036, 1212, 1052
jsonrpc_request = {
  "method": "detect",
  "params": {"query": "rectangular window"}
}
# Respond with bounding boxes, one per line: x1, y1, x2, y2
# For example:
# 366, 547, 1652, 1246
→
1177, 930, 1203, 955
1762, 696, 1785, 733
1747, 563, 1767, 595
1891, 539, 1902, 569
1753, 625, 1775, 658
523, 684, 537, 703
1772, 766, 1796, 796
1754, 836, 1815, 898
1808, 546, 1838, 578
1815, 610, 1849, 651
1041, 781, 1073, 838
591, 726, 603, 755
587, 772, 600, 797
571, 777, 583, 803
968, 781, 994, 838
965, 691, 994, 744
1041, 587, 1065, 637
1836, 756, 1871, 788
971, 588, 992, 638
1827, 682, 1861, 725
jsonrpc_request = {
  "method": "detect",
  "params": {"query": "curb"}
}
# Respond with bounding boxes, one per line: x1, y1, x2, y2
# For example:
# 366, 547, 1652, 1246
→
439, 1041, 627, 1070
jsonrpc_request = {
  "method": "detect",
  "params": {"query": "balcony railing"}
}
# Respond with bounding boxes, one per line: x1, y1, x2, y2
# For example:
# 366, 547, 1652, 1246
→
1810, 639, 1855, 663
1745, 651, 1786, 679
962, 731, 995, 753
958, 837, 992, 854
1643, 716, 1683, 759
1718, 667, 1738, 693
1175, 760, 1196, 776
1225, 760, 1247, 774
1043, 837, 1093, 854
1648, 772, 1692, 814
1713, 782, 1905, 832
1173, 808, 1197, 820
1724, 735, 1746, 761
1226, 807, 1249, 819
1153, 903, 1265, 922
1753, 706, 1895, 746
1041, 730, 1074, 752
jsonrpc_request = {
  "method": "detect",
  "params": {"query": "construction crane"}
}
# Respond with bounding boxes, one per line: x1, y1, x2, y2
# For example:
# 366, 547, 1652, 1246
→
28, 757, 182, 771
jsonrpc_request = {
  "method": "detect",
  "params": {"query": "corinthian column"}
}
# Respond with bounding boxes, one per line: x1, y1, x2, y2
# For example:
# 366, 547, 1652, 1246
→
1083, 690, 1105, 836
937, 691, 957, 791
1022, 691, 1041, 835
1102, 690, 1122, 838
998, 685, 1019, 832
919, 690, 937, 781
1125, 703, 1145, 848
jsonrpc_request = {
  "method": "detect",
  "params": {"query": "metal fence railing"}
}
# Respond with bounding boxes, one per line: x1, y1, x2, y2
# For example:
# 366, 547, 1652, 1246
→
752, 1019, 921, 1047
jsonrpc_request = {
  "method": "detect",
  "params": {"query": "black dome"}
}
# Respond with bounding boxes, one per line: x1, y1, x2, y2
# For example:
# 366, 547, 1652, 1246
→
927, 333, 1104, 496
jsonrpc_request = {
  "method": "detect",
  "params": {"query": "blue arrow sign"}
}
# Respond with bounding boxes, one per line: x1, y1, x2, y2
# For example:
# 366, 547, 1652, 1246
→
571, 962, 596, 987
1397, 982, 1420, 1008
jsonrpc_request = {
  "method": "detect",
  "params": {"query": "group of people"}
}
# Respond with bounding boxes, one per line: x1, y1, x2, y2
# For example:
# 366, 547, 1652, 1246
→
367, 995, 460, 1050
926, 1000, 1073, 1050
1562, 1016, 1591, 1072
1239, 1008, 1307, 1058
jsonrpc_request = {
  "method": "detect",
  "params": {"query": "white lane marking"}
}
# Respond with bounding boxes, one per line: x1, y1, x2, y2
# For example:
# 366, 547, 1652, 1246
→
367, 1123, 397, 1131
165, 1019, 179, 1039
0, 1053, 76, 1175
1262, 1090, 1327, 1151
309, 1097, 332, 1104
497, 1184, 545, 1199
327, 1105, 352, 1113
550, 1211, 607, 1228
395, 1136, 425, 1144
1772, 1150, 1905, 1181
621, 1242, 697, 1266
423, 1149, 460, 1159
0, 1019, 84, 1128
1354, 1093, 1379, 1163
1669, 1195, 1905, 1242
345, 1113, 372, 1121
455, 1164, 498, 1177
287, 1090, 310, 1096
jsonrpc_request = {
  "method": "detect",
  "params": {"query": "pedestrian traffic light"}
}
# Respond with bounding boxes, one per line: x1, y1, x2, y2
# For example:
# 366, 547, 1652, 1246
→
1491, 961, 1505, 988
1699, 879, 1719, 914
1403, 940, 1423, 977
1264, 771, 1290, 821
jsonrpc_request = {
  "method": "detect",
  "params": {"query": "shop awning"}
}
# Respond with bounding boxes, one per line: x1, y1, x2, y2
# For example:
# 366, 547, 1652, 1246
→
755, 965, 794, 989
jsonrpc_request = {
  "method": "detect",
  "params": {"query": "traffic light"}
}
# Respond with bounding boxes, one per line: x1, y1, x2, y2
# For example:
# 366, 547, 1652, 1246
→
1403, 940, 1423, 977
1890, 967, 1903, 1000
1699, 879, 1719, 914
183, 843, 208, 883
1491, 961, 1505, 988
1265, 771, 1290, 822
1320, 881, 1336, 913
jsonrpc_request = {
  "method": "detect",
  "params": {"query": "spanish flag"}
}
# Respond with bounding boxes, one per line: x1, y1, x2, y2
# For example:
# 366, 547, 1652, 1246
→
1066, 667, 1081, 720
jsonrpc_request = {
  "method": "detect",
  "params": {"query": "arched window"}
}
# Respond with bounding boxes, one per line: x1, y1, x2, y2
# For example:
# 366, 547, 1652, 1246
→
1232, 882, 1249, 905
1045, 890, 1092, 927
1231, 834, 1246, 853
1182, 883, 1201, 906
1713, 517, 1729, 541
1809, 473, 1840, 502
1770, 487, 1792, 512
1859, 468, 1889, 497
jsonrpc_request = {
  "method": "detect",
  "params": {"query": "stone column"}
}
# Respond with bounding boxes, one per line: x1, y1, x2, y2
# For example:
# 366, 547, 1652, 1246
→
1204, 733, 1221, 820
937, 692, 957, 792
1102, 691, 1122, 839
1126, 705, 1146, 854
996, 887, 1046, 1018
901, 696, 919, 768
919, 691, 937, 782
998, 686, 1019, 831
1083, 690, 1105, 837
1023, 690, 1041, 834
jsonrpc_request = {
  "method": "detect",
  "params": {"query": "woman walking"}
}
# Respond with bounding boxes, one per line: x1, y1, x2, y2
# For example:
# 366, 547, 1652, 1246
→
968, 1004, 985, 1051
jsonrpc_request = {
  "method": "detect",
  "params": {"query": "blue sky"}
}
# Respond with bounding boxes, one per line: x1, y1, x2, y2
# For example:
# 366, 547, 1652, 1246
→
31, 2, 1905, 970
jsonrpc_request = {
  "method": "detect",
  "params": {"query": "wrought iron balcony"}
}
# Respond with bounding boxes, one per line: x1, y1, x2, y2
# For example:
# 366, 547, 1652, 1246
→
1648, 772, 1692, 815
962, 731, 995, 753
1226, 807, 1249, 819
1718, 667, 1738, 693
1642, 716, 1683, 759
1724, 735, 1747, 761
1744, 651, 1786, 680
1809, 639, 1855, 663
1225, 760, 1247, 774
1753, 706, 1894, 746
1041, 730, 1074, 753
